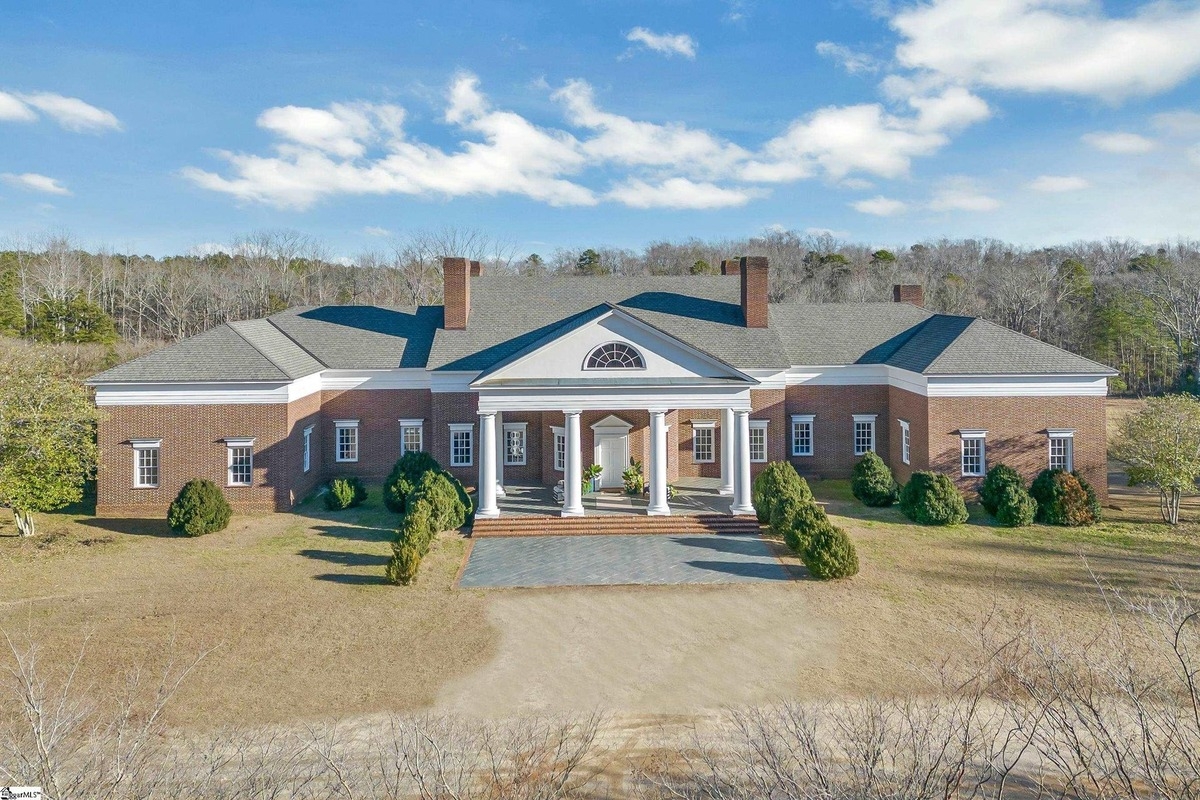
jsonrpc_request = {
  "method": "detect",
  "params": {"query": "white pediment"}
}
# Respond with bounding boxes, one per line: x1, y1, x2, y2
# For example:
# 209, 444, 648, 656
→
591, 414, 633, 431
472, 307, 755, 387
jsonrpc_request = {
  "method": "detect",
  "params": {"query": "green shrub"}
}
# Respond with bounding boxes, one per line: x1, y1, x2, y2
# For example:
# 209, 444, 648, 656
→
994, 484, 1037, 527
1072, 470, 1103, 523
167, 479, 232, 536
769, 492, 808, 539
898, 471, 968, 526
442, 470, 475, 522
324, 475, 368, 511
400, 498, 437, 555
784, 502, 830, 554
1030, 468, 1096, 526
384, 451, 440, 513
385, 537, 424, 585
409, 471, 467, 532
623, 459, 645, 495
980, 464, 1023, 516
752, 461, 812, 523
803, 523, 859, 579
850, 451, 899, 507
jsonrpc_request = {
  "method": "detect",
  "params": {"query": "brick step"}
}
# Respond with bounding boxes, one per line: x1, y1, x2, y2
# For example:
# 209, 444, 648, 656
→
471, 514, 763, 538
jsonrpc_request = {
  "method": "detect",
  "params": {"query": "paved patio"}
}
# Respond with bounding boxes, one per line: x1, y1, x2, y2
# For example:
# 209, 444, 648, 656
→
496, 477, 734, 517
458, 533, 790, 588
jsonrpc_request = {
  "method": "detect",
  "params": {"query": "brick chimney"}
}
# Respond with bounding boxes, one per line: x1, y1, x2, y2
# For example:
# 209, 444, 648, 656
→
469, 260, 482, 277
720, 258, 741, 276
892, 284, 924, 307
443, 257, 470, 330
740, 256, 769, 328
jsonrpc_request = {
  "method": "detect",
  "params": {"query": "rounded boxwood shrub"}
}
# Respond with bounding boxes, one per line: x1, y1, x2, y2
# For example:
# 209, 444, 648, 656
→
1030, 468, 1096, 526
752, 461, 812, 523
784, 501, 830, 555
167, 479, 233, 536
850, 451, 899, 507
995, 484, 1037, 528
898, 471, 969, 526
979, 464, 1023, 516
769, 492, 809, 539
384, 451, 441, 513
409, 471, 467, 532
803, 522, 859, 579
324, 475, 368, 511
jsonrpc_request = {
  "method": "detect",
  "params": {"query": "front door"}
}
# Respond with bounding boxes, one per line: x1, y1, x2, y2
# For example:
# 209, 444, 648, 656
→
595, 434, 628, 490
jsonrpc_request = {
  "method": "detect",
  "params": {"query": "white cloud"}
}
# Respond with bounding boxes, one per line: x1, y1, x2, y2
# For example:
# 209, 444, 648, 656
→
606, 177, 754, 209
1082, 131, 1157, 154
929, 177, 999, 212
625, 27, 697, 59
1029, 174, 1090, 193
852, 195, 908, 216
815, 41, 879, 75
892, 0, 1200, 101
16, 92, 121, 132
1153, 110, 1200, 137
0, 91, 37, 122
362, 226, 391, 237
257, 103, 397, 159
1, 172, 71, 195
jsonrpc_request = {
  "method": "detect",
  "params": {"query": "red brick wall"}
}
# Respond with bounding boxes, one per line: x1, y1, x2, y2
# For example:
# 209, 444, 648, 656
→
498, 412, 542, 484
785, 384, 890, 479
676, 410, 722, 479
927, 395, 1107, 502
319, 388, 432, 481
430, 391, 478, 488
287, 391, 323, 506
888, 387, 929, 485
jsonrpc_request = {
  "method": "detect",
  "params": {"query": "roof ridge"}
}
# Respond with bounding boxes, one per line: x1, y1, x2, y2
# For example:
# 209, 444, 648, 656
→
263, 315, 329, 370
956, 316, 1117, 374
225, 320, 292, 380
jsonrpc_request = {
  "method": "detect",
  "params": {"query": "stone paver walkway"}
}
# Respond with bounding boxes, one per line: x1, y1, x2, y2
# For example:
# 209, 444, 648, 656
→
458, 534, 790, 588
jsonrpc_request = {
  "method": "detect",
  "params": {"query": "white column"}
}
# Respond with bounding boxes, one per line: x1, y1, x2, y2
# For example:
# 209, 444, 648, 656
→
729, 409, 756, 516
562, 410, 584, 517
647, 409, 671, 516
477, 411, 499, 519
719, 407, 735, 496
494, 411, 506, 497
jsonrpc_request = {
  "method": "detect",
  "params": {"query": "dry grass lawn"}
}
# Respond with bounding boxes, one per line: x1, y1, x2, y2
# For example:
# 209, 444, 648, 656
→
4, 444, 1200, 731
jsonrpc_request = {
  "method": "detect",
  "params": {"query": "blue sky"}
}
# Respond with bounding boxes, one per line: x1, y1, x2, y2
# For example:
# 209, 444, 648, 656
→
3, 0, 1200, 258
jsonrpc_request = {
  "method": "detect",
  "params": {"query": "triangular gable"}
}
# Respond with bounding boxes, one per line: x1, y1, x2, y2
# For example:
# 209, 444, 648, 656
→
471, 305, 757, 387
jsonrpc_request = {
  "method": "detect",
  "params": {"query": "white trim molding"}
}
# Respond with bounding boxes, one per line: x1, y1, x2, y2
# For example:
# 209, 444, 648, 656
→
1046, 428, 1076, 437
129, 438, 162, 448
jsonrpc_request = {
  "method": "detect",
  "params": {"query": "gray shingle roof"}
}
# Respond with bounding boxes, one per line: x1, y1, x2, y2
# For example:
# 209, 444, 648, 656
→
88, 275, 1116, 383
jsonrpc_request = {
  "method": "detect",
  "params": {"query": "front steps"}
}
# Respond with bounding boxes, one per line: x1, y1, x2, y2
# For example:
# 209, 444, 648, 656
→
470, 513, 763, 538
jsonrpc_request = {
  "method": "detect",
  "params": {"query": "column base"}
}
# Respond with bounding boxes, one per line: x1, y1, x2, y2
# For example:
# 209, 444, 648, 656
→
476, 507, 501, 520
646, 504, 671, 516
718, 485, 735, 496
729, 503, 756, 516
560, 506, 585, 517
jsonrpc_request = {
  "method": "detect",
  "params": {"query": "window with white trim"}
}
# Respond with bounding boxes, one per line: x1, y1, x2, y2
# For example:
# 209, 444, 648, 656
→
131, 439, 161, 488
749, 420, 768, 463
302, 425, 313, 473
584, 341, 645, 369
960, 430, 987, 477
791, 414, 814, 457
692, 420, 716, 463
504, 422, 527, 466
225, 437, 255, 487
552, 426, 566, 472
899, 420, 910, 465
1048, 429, 1075, 471
399, 418, 424, 455
853, 415, 876, 455
335, 420, 359, 463
449, 424, 474, 467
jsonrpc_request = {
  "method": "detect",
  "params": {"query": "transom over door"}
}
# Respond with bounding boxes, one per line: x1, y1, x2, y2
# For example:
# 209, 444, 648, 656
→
595, 434, 628, 489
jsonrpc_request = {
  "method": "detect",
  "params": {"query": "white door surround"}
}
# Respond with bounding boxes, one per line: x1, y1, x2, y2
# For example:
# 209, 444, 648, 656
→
591, 414, 633, 491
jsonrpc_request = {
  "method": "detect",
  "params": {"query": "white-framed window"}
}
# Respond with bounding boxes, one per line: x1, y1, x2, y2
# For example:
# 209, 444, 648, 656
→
584, 341, 645, 369
853, 414, 876, 455
551, 426, 566, 472
899, 419, 910, 465
504, 422, 527, 466
749, 420, 768, 463
225, 437, 255, 487
131, 439, 161, 488
399, 418, 424, 455
960, 430, 987, 477
334, 420, 359, 463
449, 423, 474, 467
1048, 429, 1075, 471
302, 425, 314, 473
692, 420, 716, 463
791, 414, 814, 457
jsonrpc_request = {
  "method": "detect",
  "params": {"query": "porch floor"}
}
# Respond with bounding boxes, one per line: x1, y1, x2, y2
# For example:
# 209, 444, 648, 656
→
495, 477, 735, 517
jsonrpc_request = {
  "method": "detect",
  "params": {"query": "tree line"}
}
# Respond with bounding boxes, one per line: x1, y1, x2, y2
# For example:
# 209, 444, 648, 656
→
3, 227, 1198, 395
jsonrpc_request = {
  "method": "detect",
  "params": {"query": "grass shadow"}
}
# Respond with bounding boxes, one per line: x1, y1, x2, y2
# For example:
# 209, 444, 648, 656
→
313, 573, 391, 586
300, 548, 389, 567
311, 524, 395, 543
78, 517, 175, 537
684, 560, 793, 581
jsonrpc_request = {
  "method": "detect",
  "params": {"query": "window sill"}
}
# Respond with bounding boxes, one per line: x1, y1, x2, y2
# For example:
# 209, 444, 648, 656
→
131, 485, 159, 490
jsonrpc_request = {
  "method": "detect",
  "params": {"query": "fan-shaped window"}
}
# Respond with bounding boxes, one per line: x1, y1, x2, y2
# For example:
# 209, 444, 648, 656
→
585, 342, 645, 370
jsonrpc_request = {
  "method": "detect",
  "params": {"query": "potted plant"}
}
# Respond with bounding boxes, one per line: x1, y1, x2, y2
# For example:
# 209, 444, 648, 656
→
623, 459, 645, 495
583, 464, 603, 493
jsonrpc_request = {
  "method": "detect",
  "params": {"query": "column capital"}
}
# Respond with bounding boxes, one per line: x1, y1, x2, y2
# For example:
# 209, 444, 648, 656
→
476, 409, 496, 418
647, 407, 669, 416
562, 408, 583, 417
